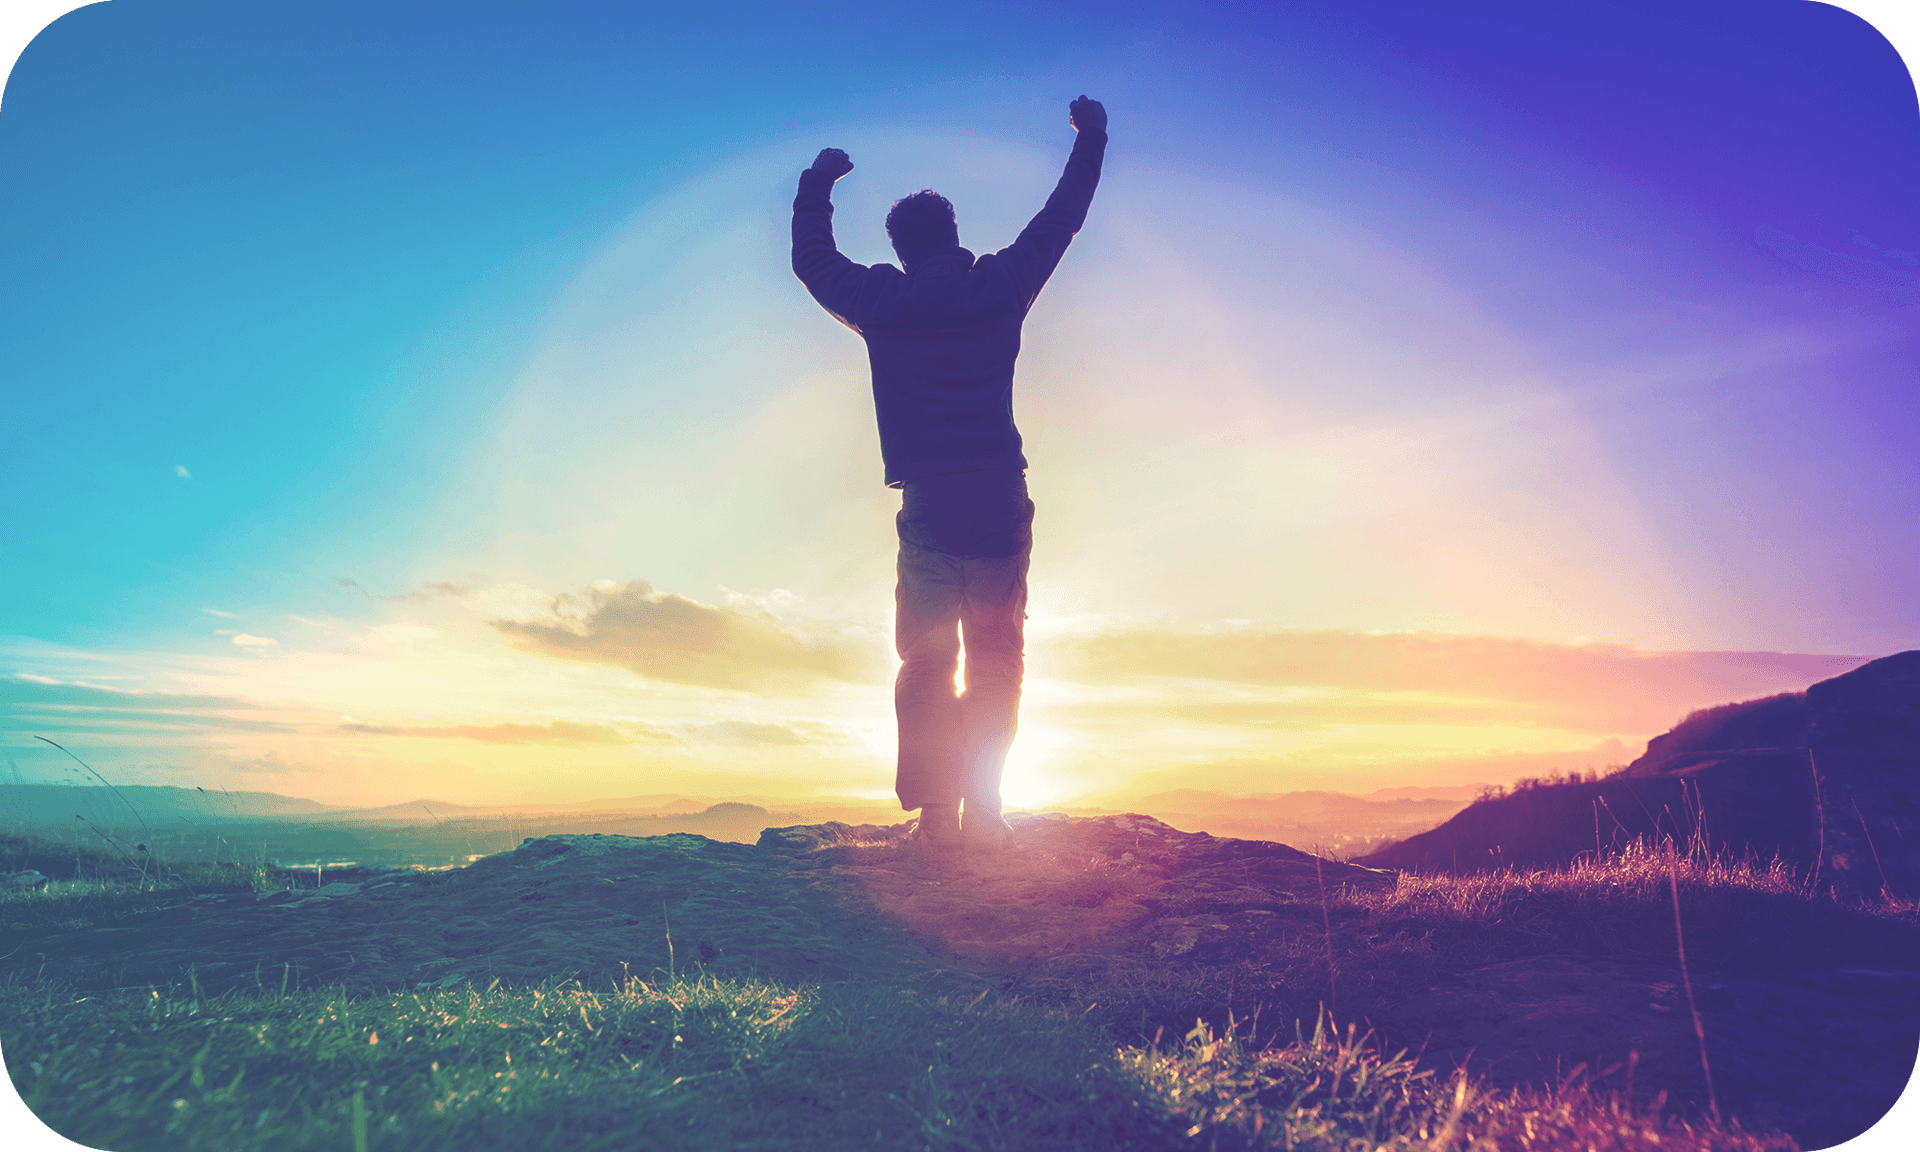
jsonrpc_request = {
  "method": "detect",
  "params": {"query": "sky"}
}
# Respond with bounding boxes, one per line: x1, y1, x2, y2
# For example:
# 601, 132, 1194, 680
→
2, 1, 1918, 812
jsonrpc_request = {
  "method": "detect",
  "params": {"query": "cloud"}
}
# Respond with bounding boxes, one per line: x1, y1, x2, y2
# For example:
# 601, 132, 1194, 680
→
201, 608, 237, 619
489, 579, 885, 692
2, 677, 269, 713
1052, 696, 1535, 732
331, 715, 854, 749
210, 629, 278, 648
1088, 741, 1644, 800
335, 578, 474, 603
1, 677, 298, 740
336, 720, 649, 745
1756, 224, 1920, 302
1045, 626, 1869, 733
692, 719, 848, 747
175, 465, 191, 479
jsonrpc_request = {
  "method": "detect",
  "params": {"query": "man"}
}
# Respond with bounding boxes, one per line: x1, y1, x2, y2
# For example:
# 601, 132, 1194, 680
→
792, 96, 1107, 849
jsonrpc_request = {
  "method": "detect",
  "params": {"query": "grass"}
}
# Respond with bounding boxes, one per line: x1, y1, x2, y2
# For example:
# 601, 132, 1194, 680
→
0, 832, 379, 955
4, 840, 1860, 1151
984, 838, 1919, 1082
1356, 840, 1919, 971
2, 969, 1798, 1152
3, 971, 1164, 1151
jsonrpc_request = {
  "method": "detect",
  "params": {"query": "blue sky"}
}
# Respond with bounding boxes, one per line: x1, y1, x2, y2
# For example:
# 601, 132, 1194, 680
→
3, 1, 1918, 811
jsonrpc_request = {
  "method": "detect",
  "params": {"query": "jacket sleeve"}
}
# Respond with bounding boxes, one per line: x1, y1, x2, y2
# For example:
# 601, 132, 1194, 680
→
1000, 128, 1107, 309
791, 168, 868, 333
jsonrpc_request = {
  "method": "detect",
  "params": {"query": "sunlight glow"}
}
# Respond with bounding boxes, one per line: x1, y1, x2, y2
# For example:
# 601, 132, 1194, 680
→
998, 724, 1080, 810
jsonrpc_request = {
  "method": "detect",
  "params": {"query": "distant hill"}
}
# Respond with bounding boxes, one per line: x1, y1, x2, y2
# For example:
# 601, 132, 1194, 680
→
1356, 650, 1920, 899
1362, 784, 1492, 802
0, 784, 340, 829
1103, 788, 1473, 858
287, 799, 521, 823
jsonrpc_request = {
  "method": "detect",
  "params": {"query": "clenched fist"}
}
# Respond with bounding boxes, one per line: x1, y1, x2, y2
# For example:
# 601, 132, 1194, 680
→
1069, 96, 1106, 134
810, 148, 854, 181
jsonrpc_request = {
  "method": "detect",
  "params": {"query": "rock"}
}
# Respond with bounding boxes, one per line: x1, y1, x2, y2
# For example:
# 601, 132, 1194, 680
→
1355, 651, 1920, 898
4, 870, 50, 891
756, 820, 914, 851
0, 814, 1388, 999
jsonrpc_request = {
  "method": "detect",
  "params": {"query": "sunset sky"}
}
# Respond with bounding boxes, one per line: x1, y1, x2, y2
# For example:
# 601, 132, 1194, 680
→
3, 1, 1917, 811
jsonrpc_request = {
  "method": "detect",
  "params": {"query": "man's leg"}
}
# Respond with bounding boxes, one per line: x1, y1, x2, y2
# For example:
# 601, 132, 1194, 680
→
957, 538, 1030, 840
894, 538, 965, 821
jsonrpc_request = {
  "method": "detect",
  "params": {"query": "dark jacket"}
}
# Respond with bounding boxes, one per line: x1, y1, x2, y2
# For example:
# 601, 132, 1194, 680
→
792, 130, 1107, 487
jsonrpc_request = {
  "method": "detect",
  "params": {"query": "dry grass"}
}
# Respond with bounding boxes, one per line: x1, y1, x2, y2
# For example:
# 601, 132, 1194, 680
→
1341, 839, 1919, 982
1122, 1010, 1796, 1151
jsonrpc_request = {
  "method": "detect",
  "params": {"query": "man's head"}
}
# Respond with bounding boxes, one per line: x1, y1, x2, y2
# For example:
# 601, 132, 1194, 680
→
886, 190, 959, 263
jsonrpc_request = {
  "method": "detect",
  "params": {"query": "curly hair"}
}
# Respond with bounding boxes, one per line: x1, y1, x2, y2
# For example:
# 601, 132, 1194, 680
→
885, 189, 959, 261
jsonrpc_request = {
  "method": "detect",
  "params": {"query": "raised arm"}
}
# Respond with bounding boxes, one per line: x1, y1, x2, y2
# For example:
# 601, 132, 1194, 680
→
791, 148, 867, 332
1001, 97, 1108, 307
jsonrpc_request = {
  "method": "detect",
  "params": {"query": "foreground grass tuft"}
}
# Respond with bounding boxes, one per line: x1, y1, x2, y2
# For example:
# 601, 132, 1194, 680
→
1128, 1012, 1794, 1151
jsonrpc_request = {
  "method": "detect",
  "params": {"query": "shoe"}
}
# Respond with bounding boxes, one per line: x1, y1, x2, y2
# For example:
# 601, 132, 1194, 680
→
963, 810, 1015, 851
912, 803, 962, 849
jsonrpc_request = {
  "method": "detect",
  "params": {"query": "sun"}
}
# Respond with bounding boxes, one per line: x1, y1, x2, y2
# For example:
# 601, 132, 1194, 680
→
996, 724, 1081, 810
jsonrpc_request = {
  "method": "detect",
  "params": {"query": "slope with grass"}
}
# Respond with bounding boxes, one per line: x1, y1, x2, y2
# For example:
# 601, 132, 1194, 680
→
1355, 651, 1920, 902
6, 812, 1917, 1147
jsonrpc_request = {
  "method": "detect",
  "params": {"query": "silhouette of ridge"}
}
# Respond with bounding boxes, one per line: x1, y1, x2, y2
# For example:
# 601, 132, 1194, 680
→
1355, 651, 1920, 899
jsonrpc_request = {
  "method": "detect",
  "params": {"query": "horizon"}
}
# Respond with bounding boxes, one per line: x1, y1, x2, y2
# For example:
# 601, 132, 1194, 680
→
5, 2, 1918, 814
0, 775, 1495, 814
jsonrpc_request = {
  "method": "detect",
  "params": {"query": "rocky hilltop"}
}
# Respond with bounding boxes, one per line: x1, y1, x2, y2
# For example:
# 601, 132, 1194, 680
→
1355, 651, 1920, 898
0, 813, 1391, 997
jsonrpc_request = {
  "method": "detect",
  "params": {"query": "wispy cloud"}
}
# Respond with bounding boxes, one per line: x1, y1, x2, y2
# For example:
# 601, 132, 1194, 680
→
488, 578, 885, 692
335, 720, 651, 745
334, 578, 475, 603
2, 677, 271, 713
200, 608, 237, 619
174, 465, 191, 479
1044, 626, 1868, 733
331, 715, 852, 749
1756, 224, 1920, 303
692, 719, 849, 746
0, 676, 299, 740
214, 631, 278, 649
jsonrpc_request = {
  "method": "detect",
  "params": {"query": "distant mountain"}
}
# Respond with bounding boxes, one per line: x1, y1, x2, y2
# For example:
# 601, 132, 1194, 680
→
296, 795, 794, 823
0, 784, 340, 829
1099, 788, 1473, 857
1362, 784, 1493, 802
288, 799, 517, 823
1134, 788, 1466, 821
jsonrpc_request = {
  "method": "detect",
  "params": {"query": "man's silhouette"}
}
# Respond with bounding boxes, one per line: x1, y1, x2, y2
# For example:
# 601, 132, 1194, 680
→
792, 97, 1106, 850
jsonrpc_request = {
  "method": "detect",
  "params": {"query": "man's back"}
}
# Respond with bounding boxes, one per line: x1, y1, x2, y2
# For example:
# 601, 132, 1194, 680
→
790, 115, 1106, 486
